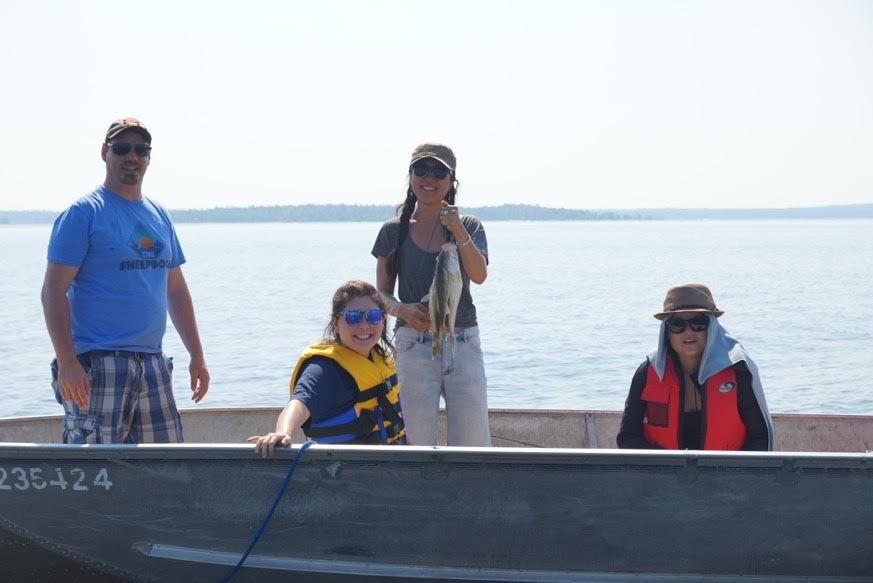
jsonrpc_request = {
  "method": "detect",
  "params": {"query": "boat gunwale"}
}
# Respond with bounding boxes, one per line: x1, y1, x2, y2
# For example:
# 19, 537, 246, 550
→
4, 407, 873, 424
0, 442, 871, 467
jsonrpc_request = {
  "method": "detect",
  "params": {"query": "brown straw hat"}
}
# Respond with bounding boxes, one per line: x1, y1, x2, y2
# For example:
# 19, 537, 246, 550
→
654, 283, 724, 320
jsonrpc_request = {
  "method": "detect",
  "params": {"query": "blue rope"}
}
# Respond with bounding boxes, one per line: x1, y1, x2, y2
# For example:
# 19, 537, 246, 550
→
222, 440, 316, 582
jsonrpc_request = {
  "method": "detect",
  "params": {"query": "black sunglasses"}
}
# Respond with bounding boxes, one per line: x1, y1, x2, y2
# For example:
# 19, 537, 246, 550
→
666, 314, 710, 334
108, 142, 152, 157
342, 309, 385, 325
411, 163, 449, 180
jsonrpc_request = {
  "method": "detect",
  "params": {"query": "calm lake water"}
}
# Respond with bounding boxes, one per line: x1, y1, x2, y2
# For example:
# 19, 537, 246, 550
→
2, 220, 872, 418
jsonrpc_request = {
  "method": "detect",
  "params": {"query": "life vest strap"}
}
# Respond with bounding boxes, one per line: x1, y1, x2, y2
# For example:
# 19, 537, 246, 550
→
355, 374, 399, 402
305, 409, 405, 440
306, 409, 380, 439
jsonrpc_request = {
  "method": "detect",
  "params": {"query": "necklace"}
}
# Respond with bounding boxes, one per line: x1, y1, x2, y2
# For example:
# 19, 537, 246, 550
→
414, 213, 442, 283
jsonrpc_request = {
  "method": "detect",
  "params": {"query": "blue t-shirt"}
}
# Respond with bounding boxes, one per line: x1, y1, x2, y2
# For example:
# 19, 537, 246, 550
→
291, 356, 358, 422
47, 186, 186, 353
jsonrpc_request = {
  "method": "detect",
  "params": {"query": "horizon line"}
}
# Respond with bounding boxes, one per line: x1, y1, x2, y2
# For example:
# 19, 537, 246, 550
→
2, 201, 873, 214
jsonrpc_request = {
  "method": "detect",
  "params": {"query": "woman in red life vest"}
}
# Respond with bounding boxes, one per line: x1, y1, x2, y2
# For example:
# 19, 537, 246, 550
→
617, 284, 774, 450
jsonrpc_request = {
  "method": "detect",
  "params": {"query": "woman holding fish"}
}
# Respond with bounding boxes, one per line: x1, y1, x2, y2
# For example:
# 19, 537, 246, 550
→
372, 143, 491, 447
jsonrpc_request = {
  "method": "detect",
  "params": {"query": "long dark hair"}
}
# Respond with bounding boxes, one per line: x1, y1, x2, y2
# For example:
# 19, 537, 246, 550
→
323, 280, 394, 359
385, 170, 459, 279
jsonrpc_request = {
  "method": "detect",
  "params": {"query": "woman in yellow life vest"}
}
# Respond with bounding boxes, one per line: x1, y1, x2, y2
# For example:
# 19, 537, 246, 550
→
617, 284, 774, 451
249, 280, 405, 456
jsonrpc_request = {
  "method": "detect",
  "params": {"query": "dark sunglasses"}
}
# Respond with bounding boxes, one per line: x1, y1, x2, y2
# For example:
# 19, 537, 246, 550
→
108, 142, 152, 157
342, 309, 385, 325
411, 163, 449, 180
666, 314, 710, 334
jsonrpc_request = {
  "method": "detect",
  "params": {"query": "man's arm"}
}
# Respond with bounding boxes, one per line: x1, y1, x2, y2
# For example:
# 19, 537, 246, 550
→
41, 261, 90, 408
166, 267, 209, 402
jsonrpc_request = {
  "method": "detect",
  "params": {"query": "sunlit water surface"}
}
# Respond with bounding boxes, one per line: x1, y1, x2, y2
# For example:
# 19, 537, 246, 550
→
2, 220, 871, 418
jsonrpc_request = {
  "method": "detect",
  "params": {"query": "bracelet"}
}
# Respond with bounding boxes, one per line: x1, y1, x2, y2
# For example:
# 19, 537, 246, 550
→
458, 236, 474, 247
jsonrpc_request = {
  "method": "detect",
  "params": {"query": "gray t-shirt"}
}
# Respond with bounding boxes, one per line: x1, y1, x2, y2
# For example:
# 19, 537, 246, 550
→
371, 215, 488, 329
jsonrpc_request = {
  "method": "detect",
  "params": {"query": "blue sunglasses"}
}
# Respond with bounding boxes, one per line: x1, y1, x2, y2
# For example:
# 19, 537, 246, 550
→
342, 309, 385, 325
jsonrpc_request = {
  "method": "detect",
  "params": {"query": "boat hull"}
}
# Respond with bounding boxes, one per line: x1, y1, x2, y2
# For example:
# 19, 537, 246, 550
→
1, 443, 871, 582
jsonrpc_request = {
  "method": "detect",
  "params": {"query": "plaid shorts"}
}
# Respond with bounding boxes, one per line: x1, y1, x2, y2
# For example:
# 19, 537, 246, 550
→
51, 350, 184, 444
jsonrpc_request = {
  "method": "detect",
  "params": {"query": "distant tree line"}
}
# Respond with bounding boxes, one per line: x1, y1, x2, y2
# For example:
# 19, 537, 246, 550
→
2, 203, 871, 224
170, 204, 634, 223
0, 204, 636, 224
624, 204, 873, 220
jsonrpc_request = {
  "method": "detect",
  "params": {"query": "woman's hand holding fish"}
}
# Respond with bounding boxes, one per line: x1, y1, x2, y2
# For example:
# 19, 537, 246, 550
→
440, 202, 488, 284
396, 302, 431, 332
439, 201, 465, 237
248, 432, 292, 458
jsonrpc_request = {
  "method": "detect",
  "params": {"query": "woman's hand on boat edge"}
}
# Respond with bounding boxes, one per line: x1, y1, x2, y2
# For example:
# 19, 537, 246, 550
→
248, 432, 292, 457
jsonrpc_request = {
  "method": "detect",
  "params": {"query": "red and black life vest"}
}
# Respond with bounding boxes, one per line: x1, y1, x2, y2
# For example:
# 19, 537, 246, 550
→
641, 355, 746, 450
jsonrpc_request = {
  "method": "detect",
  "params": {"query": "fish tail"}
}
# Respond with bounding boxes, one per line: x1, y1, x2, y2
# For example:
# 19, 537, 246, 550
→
431, 325, 442, 357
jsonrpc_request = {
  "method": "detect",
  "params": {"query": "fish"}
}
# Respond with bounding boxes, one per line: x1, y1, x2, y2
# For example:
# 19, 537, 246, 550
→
423, 241, 463, 358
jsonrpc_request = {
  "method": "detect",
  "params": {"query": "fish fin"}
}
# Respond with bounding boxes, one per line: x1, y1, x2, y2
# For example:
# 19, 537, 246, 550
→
421, 293, 430, 304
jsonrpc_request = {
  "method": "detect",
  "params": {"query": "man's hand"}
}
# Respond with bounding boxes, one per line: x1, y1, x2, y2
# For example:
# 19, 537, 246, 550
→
58, 360, 90, 408
189, 356, 210, 403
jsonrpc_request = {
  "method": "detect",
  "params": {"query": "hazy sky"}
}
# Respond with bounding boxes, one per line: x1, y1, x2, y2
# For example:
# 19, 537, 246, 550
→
1, 0, 871, 211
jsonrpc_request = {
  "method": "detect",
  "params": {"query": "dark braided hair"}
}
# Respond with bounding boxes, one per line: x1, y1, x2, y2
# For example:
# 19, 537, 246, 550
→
386, 187, 417, 278
385, 173, 459, 279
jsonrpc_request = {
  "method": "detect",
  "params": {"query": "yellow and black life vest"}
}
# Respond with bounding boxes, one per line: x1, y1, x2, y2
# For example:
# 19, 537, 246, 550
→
290, 344, 405, 445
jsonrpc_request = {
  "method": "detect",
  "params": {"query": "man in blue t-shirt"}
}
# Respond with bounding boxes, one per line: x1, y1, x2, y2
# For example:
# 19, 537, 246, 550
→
41, 117, 210, 443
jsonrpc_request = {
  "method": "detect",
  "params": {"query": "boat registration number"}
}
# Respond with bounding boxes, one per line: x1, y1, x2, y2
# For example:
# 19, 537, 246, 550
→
0, 466, 112, 492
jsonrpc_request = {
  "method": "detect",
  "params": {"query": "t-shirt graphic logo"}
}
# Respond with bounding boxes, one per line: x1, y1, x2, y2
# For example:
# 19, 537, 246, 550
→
128, 223, 165, 259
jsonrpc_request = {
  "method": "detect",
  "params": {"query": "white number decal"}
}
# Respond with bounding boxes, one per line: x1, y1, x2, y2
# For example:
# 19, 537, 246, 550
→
49, 468, 69, 490
0, 466, 111, 493
11, 467, 29, 490
29, 468, 47, 490
93, 468, 113, 491
70, 468, 89, 491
